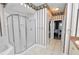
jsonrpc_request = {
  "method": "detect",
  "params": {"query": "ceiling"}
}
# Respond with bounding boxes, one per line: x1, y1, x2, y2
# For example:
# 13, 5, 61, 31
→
33, 3, 66, 11
5, 3, 66, 16
33, 3, 66, 16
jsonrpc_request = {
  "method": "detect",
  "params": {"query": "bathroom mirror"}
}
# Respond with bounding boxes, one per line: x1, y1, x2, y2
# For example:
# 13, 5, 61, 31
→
0, 16, 2, 36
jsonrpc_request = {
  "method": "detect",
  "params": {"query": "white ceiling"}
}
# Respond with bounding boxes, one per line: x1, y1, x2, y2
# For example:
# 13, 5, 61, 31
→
5, 3, 66, 16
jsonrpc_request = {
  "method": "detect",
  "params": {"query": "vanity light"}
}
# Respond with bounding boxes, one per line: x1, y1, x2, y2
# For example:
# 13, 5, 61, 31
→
55, 8, 59, 11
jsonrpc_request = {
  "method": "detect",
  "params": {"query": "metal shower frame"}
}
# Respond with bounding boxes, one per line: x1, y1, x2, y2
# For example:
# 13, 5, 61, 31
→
7, 14, 28, 54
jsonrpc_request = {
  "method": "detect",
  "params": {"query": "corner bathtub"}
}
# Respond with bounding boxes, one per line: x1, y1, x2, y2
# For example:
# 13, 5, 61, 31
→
0, 44, 14, 55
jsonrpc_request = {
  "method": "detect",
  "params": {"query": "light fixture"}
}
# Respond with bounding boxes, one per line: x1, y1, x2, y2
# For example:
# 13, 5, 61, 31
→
20, 3, 23, 5
55, 8, 59, 11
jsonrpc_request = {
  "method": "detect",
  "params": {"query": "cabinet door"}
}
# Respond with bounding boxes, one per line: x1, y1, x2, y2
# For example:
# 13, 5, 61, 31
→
19, 16, 26, 51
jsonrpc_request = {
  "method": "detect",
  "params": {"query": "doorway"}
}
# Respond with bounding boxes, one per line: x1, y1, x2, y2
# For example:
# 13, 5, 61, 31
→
48, 20, 63, 54
54, 20, 62, 39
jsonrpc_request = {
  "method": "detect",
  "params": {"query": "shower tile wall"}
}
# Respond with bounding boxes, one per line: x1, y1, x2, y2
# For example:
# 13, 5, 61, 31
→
27, 15, 36, 48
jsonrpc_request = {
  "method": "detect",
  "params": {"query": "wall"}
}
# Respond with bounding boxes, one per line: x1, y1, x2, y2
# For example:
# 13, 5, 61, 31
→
64, 4, 73, 54
27, 15, 36, 48
4, 10, 12, 45
35, 8, 49, 46
71, 4, 79, 36
0, 4, 8, 48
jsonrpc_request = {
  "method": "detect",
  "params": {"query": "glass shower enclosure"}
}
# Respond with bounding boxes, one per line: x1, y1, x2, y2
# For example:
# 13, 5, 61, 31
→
7, 14, 27, 54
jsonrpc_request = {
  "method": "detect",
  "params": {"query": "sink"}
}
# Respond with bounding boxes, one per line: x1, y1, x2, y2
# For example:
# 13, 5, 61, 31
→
75, 40, 79, 45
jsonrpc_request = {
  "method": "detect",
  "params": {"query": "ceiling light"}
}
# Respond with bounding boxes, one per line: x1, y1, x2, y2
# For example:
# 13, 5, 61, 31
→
20, 3, 23, 5
55, 8, 59, 11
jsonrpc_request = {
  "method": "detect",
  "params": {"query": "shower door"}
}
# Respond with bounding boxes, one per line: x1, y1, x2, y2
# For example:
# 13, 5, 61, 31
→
13, 15, 21, 53
19, 16, 26, 52
7, 14, 27, 54
7, 16, 14, 46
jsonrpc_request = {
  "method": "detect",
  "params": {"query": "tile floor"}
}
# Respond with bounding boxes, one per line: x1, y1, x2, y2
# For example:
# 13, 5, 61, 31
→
21, 39, 63, 55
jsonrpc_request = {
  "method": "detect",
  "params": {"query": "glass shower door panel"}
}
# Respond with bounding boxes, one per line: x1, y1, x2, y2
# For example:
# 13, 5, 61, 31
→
13, 16, 21, 53
7, 16, 14, 46
19, 16, 26, 51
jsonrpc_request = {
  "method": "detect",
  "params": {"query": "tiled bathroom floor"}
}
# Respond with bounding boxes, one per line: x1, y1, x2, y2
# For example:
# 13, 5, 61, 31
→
21, 39, 63, 55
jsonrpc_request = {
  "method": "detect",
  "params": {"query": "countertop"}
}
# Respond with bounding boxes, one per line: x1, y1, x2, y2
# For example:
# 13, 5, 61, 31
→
70, 36, 79, 49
